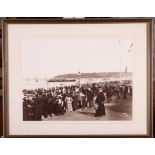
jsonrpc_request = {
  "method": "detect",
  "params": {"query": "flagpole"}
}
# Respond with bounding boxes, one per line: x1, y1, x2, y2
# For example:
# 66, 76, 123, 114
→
126, 41, 133, 81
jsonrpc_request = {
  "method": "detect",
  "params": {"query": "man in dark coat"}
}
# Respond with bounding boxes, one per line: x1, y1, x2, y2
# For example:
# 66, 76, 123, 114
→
23, 97, 35, 121
42, 94, 49, 118
123, 84, 128, 99
86, 88, 94, 108
72, 93, 78, 111
48, 96, 54, 117
95, 88, 105, 117
34, 96, 43, 121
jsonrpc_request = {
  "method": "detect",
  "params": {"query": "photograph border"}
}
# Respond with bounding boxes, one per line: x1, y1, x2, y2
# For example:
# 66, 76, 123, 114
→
2, 18, 153, 138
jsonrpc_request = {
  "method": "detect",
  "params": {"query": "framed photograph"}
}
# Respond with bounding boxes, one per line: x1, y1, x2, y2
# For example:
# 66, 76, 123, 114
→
3, 18, 153, 137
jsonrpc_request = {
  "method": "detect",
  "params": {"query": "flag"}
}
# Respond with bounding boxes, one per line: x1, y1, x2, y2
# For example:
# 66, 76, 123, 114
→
128, 42, 133, 52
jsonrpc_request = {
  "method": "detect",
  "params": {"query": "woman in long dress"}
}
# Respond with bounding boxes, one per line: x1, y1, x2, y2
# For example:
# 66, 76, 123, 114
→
95, 88, 105, 117
65, 95, 73, 111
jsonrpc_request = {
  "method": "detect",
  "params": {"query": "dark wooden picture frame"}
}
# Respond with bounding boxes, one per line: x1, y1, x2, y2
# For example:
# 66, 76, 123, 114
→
2, 18, 153, 138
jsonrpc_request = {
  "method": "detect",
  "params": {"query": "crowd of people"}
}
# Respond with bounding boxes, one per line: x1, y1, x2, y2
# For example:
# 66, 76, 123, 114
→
23, 81, 132, 121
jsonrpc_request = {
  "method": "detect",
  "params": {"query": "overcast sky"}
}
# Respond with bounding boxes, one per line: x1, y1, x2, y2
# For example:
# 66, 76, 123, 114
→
21, 37, 134, 78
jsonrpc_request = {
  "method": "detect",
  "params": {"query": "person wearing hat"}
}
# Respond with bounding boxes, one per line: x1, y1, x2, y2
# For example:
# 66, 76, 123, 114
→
122, 84, 128, 99
54, 95, 65, 115
65, 95, 73, 111
86, 87, 93, 108
95, 88, 105, 117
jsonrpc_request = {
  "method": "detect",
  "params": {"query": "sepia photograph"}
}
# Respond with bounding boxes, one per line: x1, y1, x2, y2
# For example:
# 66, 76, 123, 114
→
3, 18, 152, 137
22, 37, 133, 121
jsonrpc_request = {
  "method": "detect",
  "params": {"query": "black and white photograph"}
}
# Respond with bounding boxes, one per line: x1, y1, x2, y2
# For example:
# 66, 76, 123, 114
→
3, 19, 152, 137
22, 37, 133, 121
